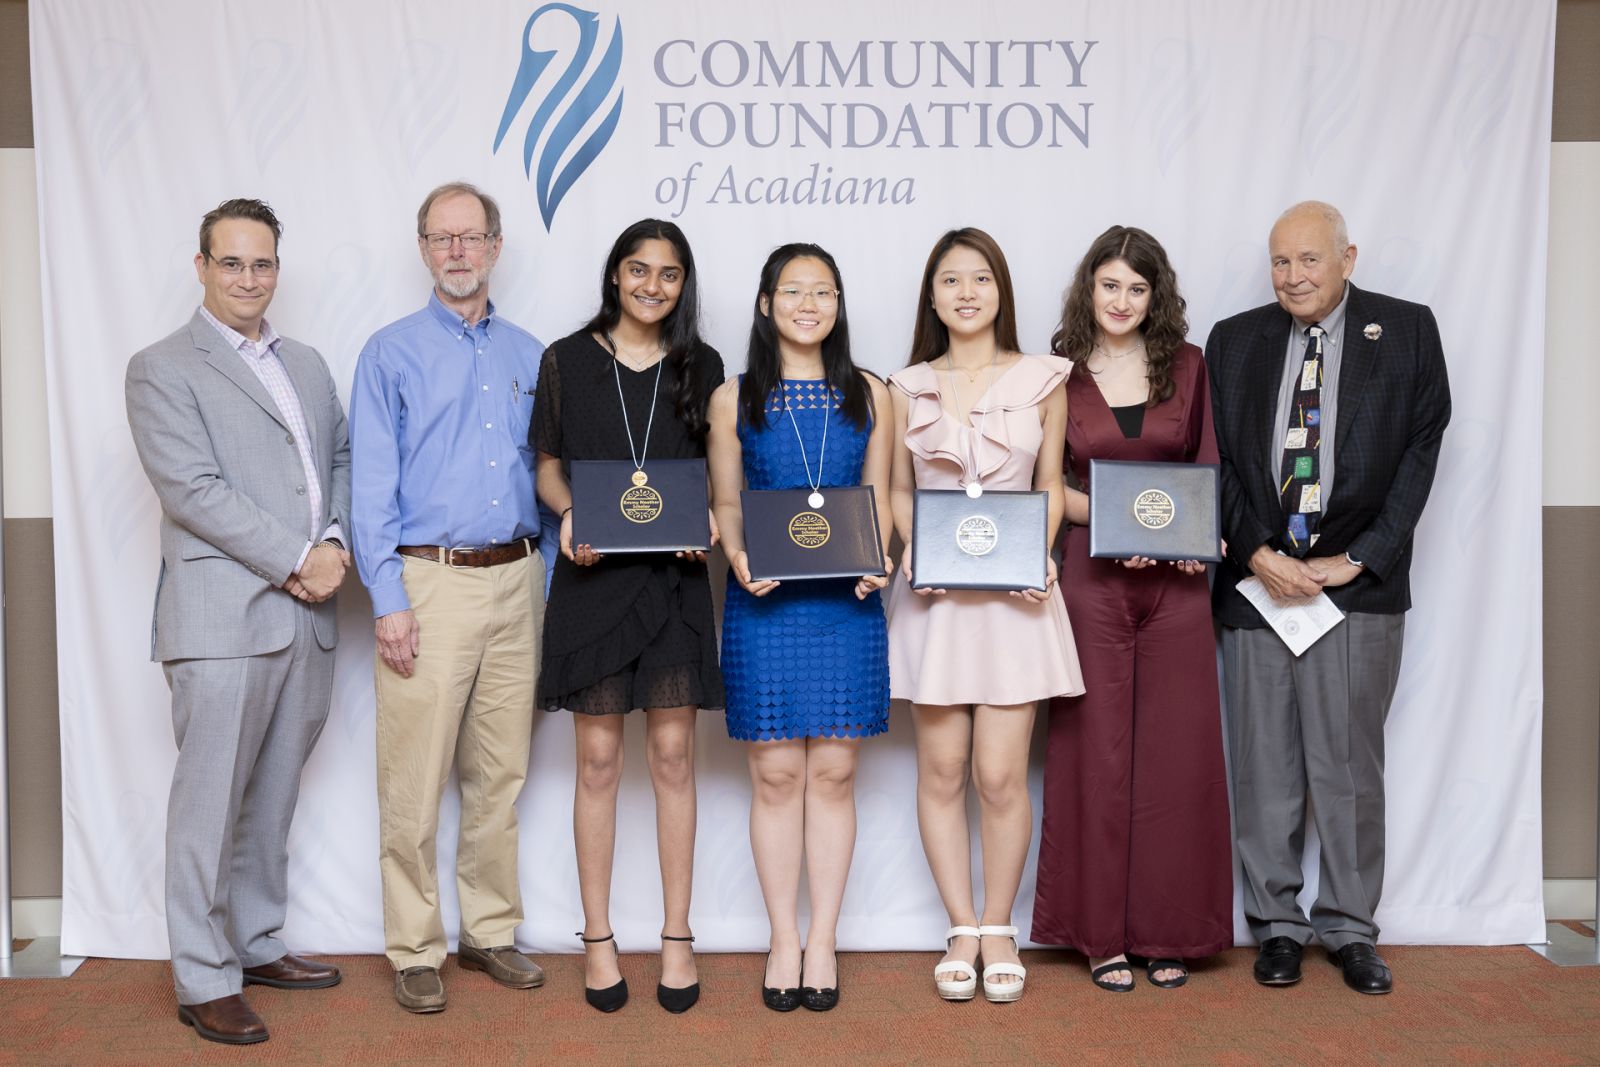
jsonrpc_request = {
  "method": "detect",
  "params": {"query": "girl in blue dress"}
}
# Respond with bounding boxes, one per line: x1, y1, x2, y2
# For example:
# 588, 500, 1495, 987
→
706, 243, 893, 1013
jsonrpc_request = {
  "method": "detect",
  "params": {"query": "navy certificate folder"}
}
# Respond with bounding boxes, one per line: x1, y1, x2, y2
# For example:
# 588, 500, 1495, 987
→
570, 459, 711, 553
1087, 459, 1221, 562
742, 486, 886, 581
911, 488, 1048, 591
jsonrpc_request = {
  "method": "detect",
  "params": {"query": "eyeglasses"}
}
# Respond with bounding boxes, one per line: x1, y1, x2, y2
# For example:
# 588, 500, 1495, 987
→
206, 255, 279, 277
421, 232, 496, 251
773, 286, 841, 307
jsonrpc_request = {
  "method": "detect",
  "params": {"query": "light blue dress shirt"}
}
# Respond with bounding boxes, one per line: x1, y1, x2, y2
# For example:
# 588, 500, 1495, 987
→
350, 293, 559, 618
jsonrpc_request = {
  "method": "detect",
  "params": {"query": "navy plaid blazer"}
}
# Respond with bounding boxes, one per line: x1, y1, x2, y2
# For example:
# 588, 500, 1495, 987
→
1205, 284, 1451, 628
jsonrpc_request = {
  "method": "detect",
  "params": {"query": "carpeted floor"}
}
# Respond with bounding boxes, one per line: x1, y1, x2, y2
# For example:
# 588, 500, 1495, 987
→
4, 937, 1600, 1065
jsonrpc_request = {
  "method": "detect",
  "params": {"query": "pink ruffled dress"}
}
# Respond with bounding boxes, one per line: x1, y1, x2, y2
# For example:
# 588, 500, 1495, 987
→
886, 355, 1085, 707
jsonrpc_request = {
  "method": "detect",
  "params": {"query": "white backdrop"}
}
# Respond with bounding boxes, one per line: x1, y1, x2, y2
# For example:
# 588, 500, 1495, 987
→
33, 0, 1553, 957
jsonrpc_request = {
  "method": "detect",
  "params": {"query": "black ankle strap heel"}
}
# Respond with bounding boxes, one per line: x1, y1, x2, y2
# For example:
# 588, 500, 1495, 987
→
577, 932, 628, 1013
657, 932, 700, 1014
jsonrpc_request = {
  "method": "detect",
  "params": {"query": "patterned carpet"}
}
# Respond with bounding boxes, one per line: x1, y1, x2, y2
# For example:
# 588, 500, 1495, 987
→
4, 939, 1600, 1065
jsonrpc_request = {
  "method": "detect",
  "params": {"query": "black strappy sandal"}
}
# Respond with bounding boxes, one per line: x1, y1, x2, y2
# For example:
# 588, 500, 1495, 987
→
1091, 959, 1136, 993
1144, 958, 1189, 989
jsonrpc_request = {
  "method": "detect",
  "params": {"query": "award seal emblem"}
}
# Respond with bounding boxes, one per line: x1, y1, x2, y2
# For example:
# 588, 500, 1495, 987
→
620, 484, 663, 524
1132, 488, 1176, 530
955, 515, 999, 557
788, 511, 831, 549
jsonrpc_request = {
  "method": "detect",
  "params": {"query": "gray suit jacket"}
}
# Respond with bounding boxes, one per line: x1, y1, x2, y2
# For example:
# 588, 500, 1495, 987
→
126, 311, 352, 662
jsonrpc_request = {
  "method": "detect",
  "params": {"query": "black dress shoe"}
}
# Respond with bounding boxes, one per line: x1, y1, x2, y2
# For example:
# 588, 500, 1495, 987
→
1253, 936, 1304, 986
1330, 942, 1393, 994
578, 932, 629, 1013
762, 951, 801, 1012
656, 933, 700, 1014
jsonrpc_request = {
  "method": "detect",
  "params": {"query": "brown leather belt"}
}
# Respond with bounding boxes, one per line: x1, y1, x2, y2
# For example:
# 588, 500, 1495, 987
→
397, 538, 533, 568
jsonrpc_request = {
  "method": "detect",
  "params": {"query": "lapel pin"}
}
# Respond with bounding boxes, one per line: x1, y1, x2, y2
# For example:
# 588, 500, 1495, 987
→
1363, 323, 1383, 341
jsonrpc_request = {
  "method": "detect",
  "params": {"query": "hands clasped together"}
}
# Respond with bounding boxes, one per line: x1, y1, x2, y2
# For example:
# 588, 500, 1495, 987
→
282, 541, 349, 604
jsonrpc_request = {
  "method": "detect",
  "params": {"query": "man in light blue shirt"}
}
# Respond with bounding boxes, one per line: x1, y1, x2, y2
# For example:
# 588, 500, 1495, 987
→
349, 181, 557, 1014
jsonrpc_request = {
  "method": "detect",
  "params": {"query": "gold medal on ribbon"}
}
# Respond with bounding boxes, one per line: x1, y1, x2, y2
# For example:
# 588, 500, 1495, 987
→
631, 469, 649, 487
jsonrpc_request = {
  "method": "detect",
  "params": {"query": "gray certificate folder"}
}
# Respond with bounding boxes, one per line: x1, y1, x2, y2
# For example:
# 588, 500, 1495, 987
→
570, 459, 710, 553
1088, 459, 1221, 562
742, 487, 885, 581
911, 489, 1048, 591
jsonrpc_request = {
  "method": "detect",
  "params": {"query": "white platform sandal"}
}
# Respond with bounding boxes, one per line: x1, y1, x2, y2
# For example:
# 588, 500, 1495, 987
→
979, 924, 1027, 1003
934, 925, 980, 1001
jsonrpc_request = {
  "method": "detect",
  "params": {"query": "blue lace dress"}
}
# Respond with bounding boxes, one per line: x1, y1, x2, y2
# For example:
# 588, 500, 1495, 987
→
721, 378, 889, 741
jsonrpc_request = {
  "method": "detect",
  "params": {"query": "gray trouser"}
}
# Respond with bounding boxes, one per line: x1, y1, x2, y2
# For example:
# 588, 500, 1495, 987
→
1222, 612, 1405, 949
163, 607, 333, 1004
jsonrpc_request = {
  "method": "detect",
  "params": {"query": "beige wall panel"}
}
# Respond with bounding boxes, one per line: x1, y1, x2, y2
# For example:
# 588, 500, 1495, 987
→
1544, 143, 1600, 508
1555, 0, 1600, 141
1543, 506, 1600, 878
4, 518, 60, 896
0, 148, 51, 518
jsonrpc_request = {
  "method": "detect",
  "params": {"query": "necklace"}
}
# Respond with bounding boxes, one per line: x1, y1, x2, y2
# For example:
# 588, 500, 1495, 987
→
1091, 340, 1145, 370
607, 330, 665, 371
942, 350, 1002, 499
607, 332, 664, 485
782, 379, 830, 509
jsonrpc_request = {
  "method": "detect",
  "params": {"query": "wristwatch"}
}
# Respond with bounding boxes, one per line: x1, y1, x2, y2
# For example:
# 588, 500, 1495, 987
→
1344, 551, 1365, 569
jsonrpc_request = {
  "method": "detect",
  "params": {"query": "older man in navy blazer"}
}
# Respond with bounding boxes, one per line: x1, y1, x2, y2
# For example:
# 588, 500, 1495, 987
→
126, 199, 351, 1043
1206, 201, 1450, 994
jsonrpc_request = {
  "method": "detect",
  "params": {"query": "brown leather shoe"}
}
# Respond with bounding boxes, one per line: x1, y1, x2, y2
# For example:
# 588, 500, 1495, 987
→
177, 994, 268, 1045
243, 953, 342, 989
394, 966, 447, 1013
458, 944, 546, 989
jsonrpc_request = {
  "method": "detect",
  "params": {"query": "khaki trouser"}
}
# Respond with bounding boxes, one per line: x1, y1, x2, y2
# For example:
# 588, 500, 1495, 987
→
376, 551, 544, 970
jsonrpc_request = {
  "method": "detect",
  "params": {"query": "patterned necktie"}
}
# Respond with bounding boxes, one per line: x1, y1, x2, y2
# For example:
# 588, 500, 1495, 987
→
1279, 324, 1323, 555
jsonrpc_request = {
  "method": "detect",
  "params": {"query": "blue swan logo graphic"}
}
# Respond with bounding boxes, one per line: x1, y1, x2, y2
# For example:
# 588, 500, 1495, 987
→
493, 4, 624, 229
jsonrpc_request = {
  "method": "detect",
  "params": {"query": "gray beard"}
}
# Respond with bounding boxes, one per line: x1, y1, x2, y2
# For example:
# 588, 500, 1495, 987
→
436, 268, 486, 299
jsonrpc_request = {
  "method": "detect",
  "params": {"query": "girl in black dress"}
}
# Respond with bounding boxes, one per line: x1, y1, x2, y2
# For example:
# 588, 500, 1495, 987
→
532, 219, 723, 1014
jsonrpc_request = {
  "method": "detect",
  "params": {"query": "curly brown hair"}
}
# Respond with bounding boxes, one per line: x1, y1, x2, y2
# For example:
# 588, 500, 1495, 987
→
1050, 225, 1189, 406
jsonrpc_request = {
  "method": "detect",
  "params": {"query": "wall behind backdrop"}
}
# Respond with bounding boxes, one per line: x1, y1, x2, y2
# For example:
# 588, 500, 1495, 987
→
32, 0, 1553, 957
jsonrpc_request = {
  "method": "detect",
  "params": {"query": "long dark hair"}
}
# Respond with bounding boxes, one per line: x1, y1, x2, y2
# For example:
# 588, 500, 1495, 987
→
739, 243, 872, 431
906, 227, 1022, 366
1050, 225, 1189, 406
582, 218, 714, 437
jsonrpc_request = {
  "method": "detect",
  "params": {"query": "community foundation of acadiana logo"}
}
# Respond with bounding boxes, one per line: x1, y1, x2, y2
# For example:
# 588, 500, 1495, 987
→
493, 3, 625, 229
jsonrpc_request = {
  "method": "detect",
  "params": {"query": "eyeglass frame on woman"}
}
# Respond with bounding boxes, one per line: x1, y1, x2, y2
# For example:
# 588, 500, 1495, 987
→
420, 231, 497, 252
205, 254, 279, 277
773, 285, 841, 307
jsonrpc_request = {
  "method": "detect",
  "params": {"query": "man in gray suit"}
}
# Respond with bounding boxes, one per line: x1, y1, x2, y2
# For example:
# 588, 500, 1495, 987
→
126, 199, 352, 1044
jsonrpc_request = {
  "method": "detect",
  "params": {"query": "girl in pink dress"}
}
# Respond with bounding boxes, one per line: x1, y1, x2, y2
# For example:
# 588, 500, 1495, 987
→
886, 228, 1084, 1004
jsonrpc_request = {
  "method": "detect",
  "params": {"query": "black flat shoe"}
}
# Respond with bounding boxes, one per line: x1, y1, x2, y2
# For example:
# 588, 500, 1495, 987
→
656, 933, 699, 1014
1143, 958, 1188, 989
1253, 936, 1303, 987
1329, 942, 1393, 995
762, 951, 801, 1012
578, 931, 629, 1013
801, 949, 839, 1011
